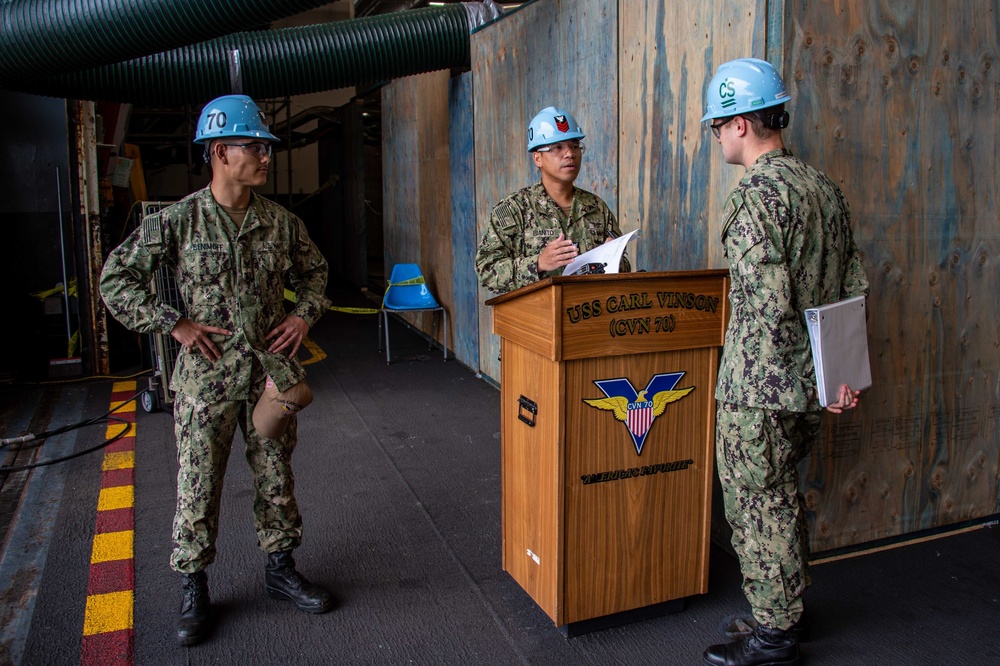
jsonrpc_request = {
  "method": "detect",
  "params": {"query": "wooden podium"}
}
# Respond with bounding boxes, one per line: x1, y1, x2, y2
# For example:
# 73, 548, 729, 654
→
485, 270, 730, 629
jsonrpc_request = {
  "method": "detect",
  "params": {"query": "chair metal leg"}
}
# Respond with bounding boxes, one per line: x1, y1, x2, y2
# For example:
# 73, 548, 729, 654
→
383, 310, 392, 364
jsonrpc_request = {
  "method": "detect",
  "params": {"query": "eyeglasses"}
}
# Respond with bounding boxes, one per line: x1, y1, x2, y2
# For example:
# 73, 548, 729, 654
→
535, 141, 585, 156
222, 142, 272, 158
710, 117, 735, 139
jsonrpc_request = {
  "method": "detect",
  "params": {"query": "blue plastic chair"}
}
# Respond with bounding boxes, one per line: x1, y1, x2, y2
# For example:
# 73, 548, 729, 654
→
378, 264, 448, 364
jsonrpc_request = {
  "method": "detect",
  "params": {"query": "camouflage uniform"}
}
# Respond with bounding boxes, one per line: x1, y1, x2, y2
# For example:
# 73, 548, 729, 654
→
100, 186, 330, 573
475, 182, 630, 294
715, 148, 868, 629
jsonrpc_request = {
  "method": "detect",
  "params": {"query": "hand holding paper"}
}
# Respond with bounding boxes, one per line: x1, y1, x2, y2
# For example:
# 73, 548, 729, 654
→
562, 229, 639, 276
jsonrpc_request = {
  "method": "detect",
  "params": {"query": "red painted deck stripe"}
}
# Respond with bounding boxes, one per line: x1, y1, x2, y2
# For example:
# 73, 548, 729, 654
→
104, 438, 135, 455
87, 559, 135, 596
101, 468, 135, 489
81, 629, 133, 665
95, 508, 134, 535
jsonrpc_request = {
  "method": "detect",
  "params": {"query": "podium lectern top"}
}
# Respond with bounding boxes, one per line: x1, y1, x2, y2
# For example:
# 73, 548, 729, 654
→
486, 270, 730, 361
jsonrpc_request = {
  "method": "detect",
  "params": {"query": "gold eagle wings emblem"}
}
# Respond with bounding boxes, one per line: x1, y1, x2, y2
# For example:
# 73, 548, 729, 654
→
583, 387, 694, 422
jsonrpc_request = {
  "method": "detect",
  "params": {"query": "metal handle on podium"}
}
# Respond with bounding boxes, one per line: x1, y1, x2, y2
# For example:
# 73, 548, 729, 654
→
517, 395, 537, 427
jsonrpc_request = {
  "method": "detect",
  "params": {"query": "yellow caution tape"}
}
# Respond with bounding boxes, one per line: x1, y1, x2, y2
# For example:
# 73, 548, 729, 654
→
30, 278, 78, 301
68, 329, 79, 357
329, 305, 381, 314
380, 276, 425, 308
283, 288, 380, 315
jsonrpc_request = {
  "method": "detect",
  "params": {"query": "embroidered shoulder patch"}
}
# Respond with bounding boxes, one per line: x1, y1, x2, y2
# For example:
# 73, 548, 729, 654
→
141, 213, 164, 246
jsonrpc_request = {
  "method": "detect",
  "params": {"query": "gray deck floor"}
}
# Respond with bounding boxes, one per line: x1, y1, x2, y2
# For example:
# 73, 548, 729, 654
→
2, 304, 999, 665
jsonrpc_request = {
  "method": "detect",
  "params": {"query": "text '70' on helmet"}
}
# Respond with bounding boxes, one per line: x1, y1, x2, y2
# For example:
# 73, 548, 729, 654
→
194, 94, 280, 145
527, 106, 585, 151
701, 58, 791, 122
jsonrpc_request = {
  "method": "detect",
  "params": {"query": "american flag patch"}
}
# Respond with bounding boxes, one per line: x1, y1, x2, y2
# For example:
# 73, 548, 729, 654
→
141, 213, 163, 246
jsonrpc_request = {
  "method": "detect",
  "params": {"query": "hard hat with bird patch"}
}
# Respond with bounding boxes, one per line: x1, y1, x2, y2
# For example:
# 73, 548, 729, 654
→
527, 106, 585, 151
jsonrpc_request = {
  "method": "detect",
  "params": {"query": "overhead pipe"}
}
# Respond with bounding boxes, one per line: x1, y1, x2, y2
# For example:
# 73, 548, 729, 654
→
0, 0, 338, 85
14, 5, 474, 105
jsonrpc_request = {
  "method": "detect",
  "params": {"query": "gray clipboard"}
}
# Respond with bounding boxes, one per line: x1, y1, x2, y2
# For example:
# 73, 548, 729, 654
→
804, 295, 872, 407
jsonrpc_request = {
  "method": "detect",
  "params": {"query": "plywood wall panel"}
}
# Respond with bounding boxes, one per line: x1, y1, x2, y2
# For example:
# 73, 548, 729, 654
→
382, 80, 418, 271
449, 72, 480, 370
786, 0, 999, 553
618, 0, 769, 272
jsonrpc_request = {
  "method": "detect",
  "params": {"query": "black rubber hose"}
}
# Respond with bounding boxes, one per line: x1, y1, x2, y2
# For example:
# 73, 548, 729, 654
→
13, 5, 471, 105
0, 0, 337, 84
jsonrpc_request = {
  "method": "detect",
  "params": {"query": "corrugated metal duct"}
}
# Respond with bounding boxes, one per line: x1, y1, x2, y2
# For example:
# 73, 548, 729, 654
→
0, 0, 335, 84
15, 5, 473, 104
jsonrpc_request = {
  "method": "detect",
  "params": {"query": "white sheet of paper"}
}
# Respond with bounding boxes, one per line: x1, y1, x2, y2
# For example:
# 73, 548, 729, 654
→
562, 229, 639, 276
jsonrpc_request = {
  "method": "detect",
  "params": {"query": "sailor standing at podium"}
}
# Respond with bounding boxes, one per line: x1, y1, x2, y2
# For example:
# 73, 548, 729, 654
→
475, 105, 630, 294
699, 59, 869, 666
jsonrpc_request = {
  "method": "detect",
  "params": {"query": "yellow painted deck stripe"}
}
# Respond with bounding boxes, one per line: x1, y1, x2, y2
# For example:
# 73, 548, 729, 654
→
111, 381, 137, 393
104, 421, 132, 440
83, 591, 134, 635
102, 451, 135, 471
110, 399, 136, 413
91, 531, 134, 564
97, 485, 134, 512
300, 336, 327, 366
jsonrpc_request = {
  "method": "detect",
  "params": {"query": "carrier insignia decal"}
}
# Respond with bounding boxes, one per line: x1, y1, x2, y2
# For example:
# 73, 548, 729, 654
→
583, 373, 694, 455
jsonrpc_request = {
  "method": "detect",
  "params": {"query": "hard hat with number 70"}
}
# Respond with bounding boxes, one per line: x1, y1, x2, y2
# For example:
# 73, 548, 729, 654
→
701, 58, 790, 122
194, 94, 280, 144
527, 106, 585, 151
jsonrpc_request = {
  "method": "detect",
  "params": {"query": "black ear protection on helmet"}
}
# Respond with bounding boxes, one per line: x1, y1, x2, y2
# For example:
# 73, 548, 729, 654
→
759, 106, 789, 130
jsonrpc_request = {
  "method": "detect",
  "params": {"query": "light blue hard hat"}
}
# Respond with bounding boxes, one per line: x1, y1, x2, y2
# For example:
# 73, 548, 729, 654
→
527, 106, 585, 151
194, 94, 280, 144
701, 58, 790, 122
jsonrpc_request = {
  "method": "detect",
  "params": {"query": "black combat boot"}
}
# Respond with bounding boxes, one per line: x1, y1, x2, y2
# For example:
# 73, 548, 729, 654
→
703, 623, 802, 666
722, 611, 811, 643
265, 550, 335, 614
176, 571, 212, 646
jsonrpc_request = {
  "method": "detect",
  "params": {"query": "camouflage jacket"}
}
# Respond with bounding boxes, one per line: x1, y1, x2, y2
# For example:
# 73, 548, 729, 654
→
475, 182, 630, 294
716, 149, 869, 412
100, 186, 331, 401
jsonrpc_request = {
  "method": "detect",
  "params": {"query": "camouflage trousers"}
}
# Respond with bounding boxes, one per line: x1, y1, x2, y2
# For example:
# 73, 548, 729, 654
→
715, 400, 822, 630
170, 390, 302, 573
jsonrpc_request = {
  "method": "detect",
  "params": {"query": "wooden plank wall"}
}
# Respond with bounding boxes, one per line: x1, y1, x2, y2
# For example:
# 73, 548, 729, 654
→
381, 70, 454, 350
449, 72, 480, 369
785, 0, 1000, 553
471, 0, 619, 383
618, 1, 770, 271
